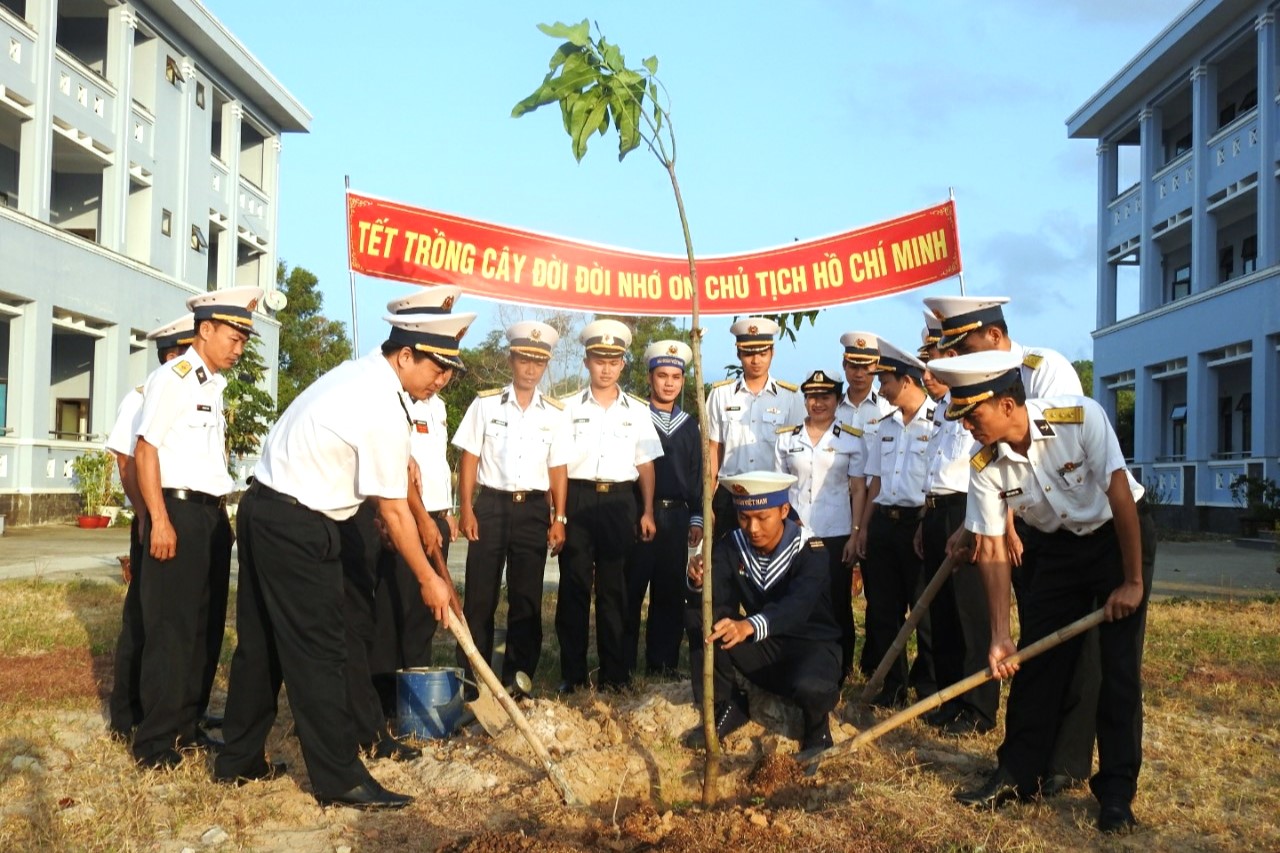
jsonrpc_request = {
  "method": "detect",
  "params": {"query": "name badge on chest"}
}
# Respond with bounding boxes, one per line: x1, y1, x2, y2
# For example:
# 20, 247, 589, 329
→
413, 420, 429, 434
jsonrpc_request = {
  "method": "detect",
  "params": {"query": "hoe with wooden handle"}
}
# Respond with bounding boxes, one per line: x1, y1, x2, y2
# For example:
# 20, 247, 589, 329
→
860, 552, 959, 702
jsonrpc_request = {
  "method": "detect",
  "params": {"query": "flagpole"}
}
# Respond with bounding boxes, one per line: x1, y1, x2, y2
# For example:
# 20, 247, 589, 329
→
344, 175, 360, 357
950, 186, 966, 296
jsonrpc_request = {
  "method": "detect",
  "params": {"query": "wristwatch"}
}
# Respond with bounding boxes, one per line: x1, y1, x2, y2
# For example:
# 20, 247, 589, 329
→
553, 514, 568, 525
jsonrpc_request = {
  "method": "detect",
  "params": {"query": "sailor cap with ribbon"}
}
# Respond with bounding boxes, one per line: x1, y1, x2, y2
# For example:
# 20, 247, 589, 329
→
146, 313, 195, 351
580, 318, 631, 356
925, 350, 1025, 420
643, 339, 692, 371
386, 285, 462, 315
800, 369, 842, 397
730, 317, 779, 353
505, 320, 559, 361
186, 285, 264, 337
923, 295, 1011, 351
839, 331, 880, 365
385, 312, 477, 371
720, 470, 798, 510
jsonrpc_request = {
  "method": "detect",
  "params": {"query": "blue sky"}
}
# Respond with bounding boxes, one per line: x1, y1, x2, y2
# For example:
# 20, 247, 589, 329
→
206, 0, 1177, 383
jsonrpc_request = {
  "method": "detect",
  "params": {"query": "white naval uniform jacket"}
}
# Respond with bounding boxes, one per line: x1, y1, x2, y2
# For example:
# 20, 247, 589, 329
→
773, 420, 865, 538
706, 375, 806, 477
134, 347, 233, 497
452, 385, 574, 492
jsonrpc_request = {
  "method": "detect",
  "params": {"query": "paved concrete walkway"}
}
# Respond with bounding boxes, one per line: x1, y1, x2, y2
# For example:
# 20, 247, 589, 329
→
0, 524, 1275, 600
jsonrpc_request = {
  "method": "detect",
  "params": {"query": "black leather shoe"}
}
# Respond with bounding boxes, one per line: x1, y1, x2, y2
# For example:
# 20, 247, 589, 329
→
136, 748, 183, 770
868, 685, 908, 709
954, 767, 1021, 809
1098, 802, 1138, 834
941, 709, 996, 737
556, 680, 587, 695
682, 700, 749, 749
924, 705, 960, 728
192, 731, 224, 752
1039, 772, 1079, 798
315, 778, 413, 811
370, 732, 422, 762
213, 760, 287, 786
796, 718, 833, 761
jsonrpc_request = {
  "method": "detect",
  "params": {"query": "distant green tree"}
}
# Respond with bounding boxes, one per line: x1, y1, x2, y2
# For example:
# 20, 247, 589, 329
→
1072, 359, 1094, 398
224, 335, 274, 463
276, 262, 353, 413
1072, 359, 1134, 457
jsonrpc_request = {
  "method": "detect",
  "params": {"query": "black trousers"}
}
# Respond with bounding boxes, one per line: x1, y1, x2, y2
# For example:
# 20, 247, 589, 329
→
555, 482, 637, 688
132, 496, 230, 761
1014, 517, 1102, 781
215, 489, 371, 797
374, 514, 448, 718
820, 535, 856, 679
624, 503, 691, 676
456, 490, 549, 687
691, 631, 841, 733
924, 496, 998, 724
109, 516, 146, 734
337, 501, 385, 746
860, 507, 935, 697
998, 511, 1156, 804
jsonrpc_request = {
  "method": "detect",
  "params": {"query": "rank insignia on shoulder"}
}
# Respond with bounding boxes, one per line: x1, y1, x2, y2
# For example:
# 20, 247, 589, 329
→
970, 444, 998, 472
711, 378, 735, 389
134, 385, 144, 395
1042, 406, 1084, 424
776, 424, 799, 435
171, 360, 192, 378
195, 366, 208, 384
413, 420, 429, 434
1022, 353, 1044, 370
542, 396, 564, 410
836, 423, 863, 437
627, 392, 648, 406
1033, 419, 1055, 436
477, 388, 502, 398
807, 538, 825, 550
776, 380, 799, 392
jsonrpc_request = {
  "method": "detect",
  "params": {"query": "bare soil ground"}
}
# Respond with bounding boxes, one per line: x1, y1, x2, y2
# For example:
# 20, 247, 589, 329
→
1, 580, 1277, 852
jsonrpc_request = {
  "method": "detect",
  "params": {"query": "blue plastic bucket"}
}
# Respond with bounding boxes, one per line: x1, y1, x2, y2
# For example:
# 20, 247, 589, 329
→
395, 666, 465, 740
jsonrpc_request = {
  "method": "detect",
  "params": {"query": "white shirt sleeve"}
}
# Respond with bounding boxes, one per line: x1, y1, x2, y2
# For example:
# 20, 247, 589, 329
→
964, 464, 1007, 536
633, 410, 664, 466
864, 431, 883, 479
706, 386, 727, 444
105, 392, 143, 457
451, 397, 485, 457
1082, 397, 1129, 485
354, 412, 411, 499
546, 407, 575, 468
135, 368, 187, 449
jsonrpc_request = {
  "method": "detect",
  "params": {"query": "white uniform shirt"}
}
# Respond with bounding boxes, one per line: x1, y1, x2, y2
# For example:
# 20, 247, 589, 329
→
105, 386, 144, 457
407, 394, 452, 512
773, 421, 865, 537
452, 385, 575, 492
563, 389, 663, 482
865, 401, 935, 508
835, 388, 893, 435
134, 347, 233, 496
1011, 341, 1083, 398
965, 396, 1144, 537
924, 393, 975, 495
706, 375, 806, 477
254, 352, 411, 521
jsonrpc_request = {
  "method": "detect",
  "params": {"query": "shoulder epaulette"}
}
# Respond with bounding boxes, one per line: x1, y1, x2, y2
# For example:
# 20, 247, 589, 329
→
970, 444, 998, 472
542, 396, 564, 410
776, 424, 800, 435
134, 385, 144, 395
871, 408, 899, 426
837, 423, 864, 437
711, 378, 735, 389
1041, 406, 1084, 424
627, 392, 648, 406
776, 380, 799, 392
1022, 353, 1044, 370
477, 388, 502, 398
171, 360, 192, 378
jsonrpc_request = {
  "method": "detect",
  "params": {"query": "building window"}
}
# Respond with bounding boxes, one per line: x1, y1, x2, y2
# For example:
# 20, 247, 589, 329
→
1171, 264, 1191, 301
190, 225, 208, 253
1237, 392, 1251, 454
1218, 102, 1236, 128
1173, 133, 1192, 157
196, 82, 205, 109
1218, 396, 1233, 456
1240, 88, 1257, 112
1218, 246, 1233, 282
164, 55, 184, 87
161, 209, 172, 236
1170, 404, 1187, 460
1241, 235, 1257, 275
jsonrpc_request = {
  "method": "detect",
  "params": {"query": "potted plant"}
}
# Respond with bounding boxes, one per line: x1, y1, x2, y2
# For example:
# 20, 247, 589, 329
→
71, 449, 115, 529
1228, 474, 1280, 538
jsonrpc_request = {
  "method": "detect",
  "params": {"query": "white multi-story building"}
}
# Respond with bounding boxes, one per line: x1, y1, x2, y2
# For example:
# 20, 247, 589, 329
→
1069, 0, 1279, 531
0, 0, 309, 524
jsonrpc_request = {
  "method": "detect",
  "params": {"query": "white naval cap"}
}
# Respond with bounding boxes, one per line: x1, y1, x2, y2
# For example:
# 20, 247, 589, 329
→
580, 318, 631, 355
384, 311, 477, 371
873, 339, 926, 381
925, 350, 1024, 421
386, 285, 462, 315
643, 339, 693, 371
506, 320, 559, 361
720, 470, 798, 510
186, 285, 264, 337
839, 330, 880, 365
146, 313, 196, 351
729, 317, 779, 352
923, 295, 1010, 350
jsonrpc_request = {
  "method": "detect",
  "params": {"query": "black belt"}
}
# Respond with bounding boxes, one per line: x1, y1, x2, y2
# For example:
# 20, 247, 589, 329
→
163, 488, 225, 508
247, 481, 300, 507
569, 479, 631, 493
924, 492, 966, 510
877, 504, 922, 522
656, 499, 688, 510
480, 485, 546, 504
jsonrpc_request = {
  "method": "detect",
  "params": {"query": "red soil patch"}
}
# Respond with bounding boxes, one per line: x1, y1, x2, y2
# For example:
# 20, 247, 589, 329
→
0, 649, 109, 705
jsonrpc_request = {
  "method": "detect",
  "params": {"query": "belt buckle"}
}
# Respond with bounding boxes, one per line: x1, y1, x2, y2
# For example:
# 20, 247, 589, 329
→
512, 491, 526, 503
596, 482, 609, 493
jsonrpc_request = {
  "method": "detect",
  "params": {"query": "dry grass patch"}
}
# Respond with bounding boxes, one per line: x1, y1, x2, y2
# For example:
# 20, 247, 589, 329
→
0, 580, 1277, 852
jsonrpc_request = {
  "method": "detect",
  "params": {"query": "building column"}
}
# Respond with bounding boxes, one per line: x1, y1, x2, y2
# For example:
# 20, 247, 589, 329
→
1134, 367, 1159, 466
1138, 107, 1163, 312
18, 0, 58, 220
1256, 13, 1278, 270
1096, 141, 1118, 328
1189, 64, 1217, 295
1255, 334, 1278, 459
262, 136, 282, 292
99, 4, 138, 253
1186, 353, 1214, 505
175, 58, 196, 283
92, 327, 122, 438
223, 102, 243, 290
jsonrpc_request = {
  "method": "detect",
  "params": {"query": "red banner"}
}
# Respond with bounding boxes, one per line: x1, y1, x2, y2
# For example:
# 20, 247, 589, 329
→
347, 191, 961, 316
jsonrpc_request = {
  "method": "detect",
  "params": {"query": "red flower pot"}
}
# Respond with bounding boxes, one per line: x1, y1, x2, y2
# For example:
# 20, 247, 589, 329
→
77, 515, 97, 529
